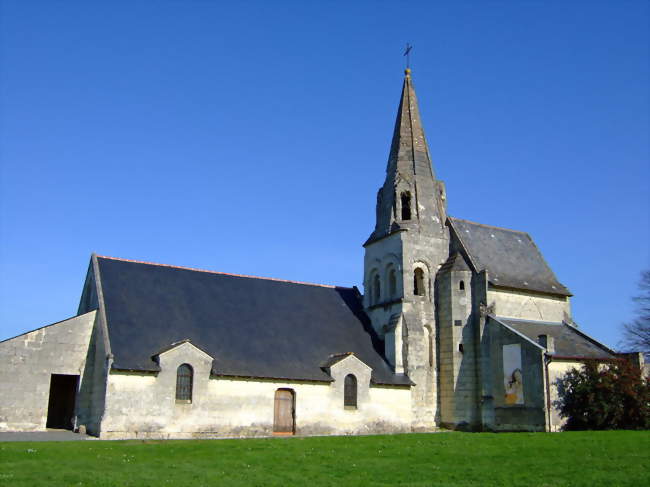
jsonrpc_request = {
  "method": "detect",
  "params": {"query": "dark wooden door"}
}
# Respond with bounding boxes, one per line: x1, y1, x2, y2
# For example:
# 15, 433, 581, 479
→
273, 389, 295, 434
46, 374, 79, 430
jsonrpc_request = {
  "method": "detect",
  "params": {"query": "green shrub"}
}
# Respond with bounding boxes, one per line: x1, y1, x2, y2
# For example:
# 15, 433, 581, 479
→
555, 359, 650, 430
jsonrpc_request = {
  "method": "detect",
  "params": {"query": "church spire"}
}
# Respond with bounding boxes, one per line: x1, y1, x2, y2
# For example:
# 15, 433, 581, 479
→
365, 69, 446, 245
362, 66, 451, 430
387, 68, 436, 180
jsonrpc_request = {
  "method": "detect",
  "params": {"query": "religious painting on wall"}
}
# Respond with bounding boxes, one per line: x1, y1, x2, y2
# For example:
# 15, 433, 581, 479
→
503, 344, 524, 405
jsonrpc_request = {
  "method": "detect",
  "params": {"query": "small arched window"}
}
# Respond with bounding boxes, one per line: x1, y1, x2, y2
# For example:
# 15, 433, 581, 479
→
373, 274, 381, 304
400, 192, 412, 220
344, 374, 357, 408
459, 280, 465, 291
176, 364, 193, 402
388, 268, 397, 298
414, 268, 426, 296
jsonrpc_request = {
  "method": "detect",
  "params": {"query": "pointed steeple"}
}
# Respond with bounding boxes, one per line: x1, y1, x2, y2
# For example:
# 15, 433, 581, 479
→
387, 68, 435, 180
365, 69, 447, 245
362, 68, 451, 430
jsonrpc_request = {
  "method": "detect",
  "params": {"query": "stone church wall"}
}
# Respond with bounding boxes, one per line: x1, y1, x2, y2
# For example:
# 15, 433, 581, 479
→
75, 311, 111, 436
487, 317, 547, 431
546, 360, 582, 432
487, 287, 570, 322
0, 311, 96, 431
98, 344, 412, 439
437, 264, 479, 430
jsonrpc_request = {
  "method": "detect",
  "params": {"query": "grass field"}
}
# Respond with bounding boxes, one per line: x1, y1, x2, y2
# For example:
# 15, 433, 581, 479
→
1, 431, 648, 486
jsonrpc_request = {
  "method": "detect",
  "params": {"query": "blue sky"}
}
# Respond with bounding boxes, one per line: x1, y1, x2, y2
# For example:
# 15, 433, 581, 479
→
1, 1, 648, 349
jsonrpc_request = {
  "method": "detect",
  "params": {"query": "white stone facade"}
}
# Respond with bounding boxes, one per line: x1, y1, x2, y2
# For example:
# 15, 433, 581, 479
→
99, 349, 411, 439
0, 311, 96, 431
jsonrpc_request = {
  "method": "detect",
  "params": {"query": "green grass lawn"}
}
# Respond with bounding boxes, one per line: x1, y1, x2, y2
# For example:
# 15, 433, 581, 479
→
0, 431, 648, 486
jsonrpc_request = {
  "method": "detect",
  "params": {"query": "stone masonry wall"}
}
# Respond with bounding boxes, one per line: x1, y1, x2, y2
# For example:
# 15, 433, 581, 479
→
488, 317, 547, 431
437, 266, 478, 429
0, 311, 96, 431
487, 287, 571, 322
99, 343, 412, 439
401, 230, 449, 430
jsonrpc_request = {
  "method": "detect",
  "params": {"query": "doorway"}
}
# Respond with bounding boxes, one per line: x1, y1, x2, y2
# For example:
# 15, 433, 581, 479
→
46, 374, 79, 430
273, 389, 295, 435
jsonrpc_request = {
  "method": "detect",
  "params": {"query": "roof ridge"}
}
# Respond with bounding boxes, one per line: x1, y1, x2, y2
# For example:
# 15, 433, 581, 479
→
448, 216, 529, 235
95, 255, 350, 290
496, 316, 564, 325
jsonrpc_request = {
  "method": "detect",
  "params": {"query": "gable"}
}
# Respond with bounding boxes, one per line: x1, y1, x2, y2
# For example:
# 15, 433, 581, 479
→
95, 256, 409, 386
322, 353, 373, 372
155, 339, 214, 362
448, 217, 571, 296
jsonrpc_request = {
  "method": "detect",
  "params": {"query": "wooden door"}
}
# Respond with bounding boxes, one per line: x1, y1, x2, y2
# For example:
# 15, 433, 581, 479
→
273, 389, 295, 434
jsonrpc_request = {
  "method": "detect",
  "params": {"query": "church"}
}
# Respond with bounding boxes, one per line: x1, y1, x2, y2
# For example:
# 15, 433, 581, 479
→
0, 69, 619, 438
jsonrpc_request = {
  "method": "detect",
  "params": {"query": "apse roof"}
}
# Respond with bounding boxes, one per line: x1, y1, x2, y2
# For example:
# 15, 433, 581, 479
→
94, 256, 410, 386
449, 217, 571, 296
494, 317, 615, 359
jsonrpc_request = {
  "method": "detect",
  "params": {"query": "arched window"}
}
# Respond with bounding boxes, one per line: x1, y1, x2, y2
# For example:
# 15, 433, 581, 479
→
388, 268, 397, 298
401, 192, 412, 220
373, 274, 381, 304
344, 374, 357, 408
176, 364, 193, 402
459, 280, 465, 291
414, 268, 426, 296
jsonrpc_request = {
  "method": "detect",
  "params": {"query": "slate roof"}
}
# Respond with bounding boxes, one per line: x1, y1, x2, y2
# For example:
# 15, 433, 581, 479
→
439, 252, 471, 273
94, 256, 410, 386
494, 317, 615, 359
448, 218, 571, 296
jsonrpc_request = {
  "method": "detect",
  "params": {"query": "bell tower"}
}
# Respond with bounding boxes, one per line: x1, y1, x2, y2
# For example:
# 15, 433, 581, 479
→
363, 69, 449, 430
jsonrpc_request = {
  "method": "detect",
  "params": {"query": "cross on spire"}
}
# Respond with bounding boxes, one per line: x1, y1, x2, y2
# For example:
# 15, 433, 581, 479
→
404, 43, 413, 69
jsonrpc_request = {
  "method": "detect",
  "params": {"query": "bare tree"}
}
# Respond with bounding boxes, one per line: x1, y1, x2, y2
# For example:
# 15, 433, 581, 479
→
621, 270, 650, 356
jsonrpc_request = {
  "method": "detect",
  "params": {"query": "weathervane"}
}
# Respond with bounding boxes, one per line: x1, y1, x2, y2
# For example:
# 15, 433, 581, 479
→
404, 43, 413, 70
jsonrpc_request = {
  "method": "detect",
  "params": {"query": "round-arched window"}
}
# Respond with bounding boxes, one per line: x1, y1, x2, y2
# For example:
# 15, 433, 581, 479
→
414, 268, 426, 296
176, 364, 193, 402
388, 268, 397, 298
344, 374, 357, 408
373, 274, 381, 304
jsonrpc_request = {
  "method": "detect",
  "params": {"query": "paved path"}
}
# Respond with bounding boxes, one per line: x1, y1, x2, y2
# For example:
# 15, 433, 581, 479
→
0, 430, 94, 442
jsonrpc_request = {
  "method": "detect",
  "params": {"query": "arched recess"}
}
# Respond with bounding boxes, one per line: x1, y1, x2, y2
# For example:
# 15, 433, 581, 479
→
176, 364, 193, 402
373, 274, 381, 304
344, 374, 358, 409
412, 261, 431, 299
388, 266, 397, 298
400, 191, 412, 220
366, 265, 381, 305
382, 253, 402, 300
394, 180, 414, 222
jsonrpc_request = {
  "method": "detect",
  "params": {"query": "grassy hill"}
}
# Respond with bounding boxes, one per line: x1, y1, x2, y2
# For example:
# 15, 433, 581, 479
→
1, 431, 648, 486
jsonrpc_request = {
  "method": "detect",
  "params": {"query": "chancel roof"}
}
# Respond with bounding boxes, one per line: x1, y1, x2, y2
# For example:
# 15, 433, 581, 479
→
94, 256, 409, 386
495, 317, 615, 359
449, 218, 571, 296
